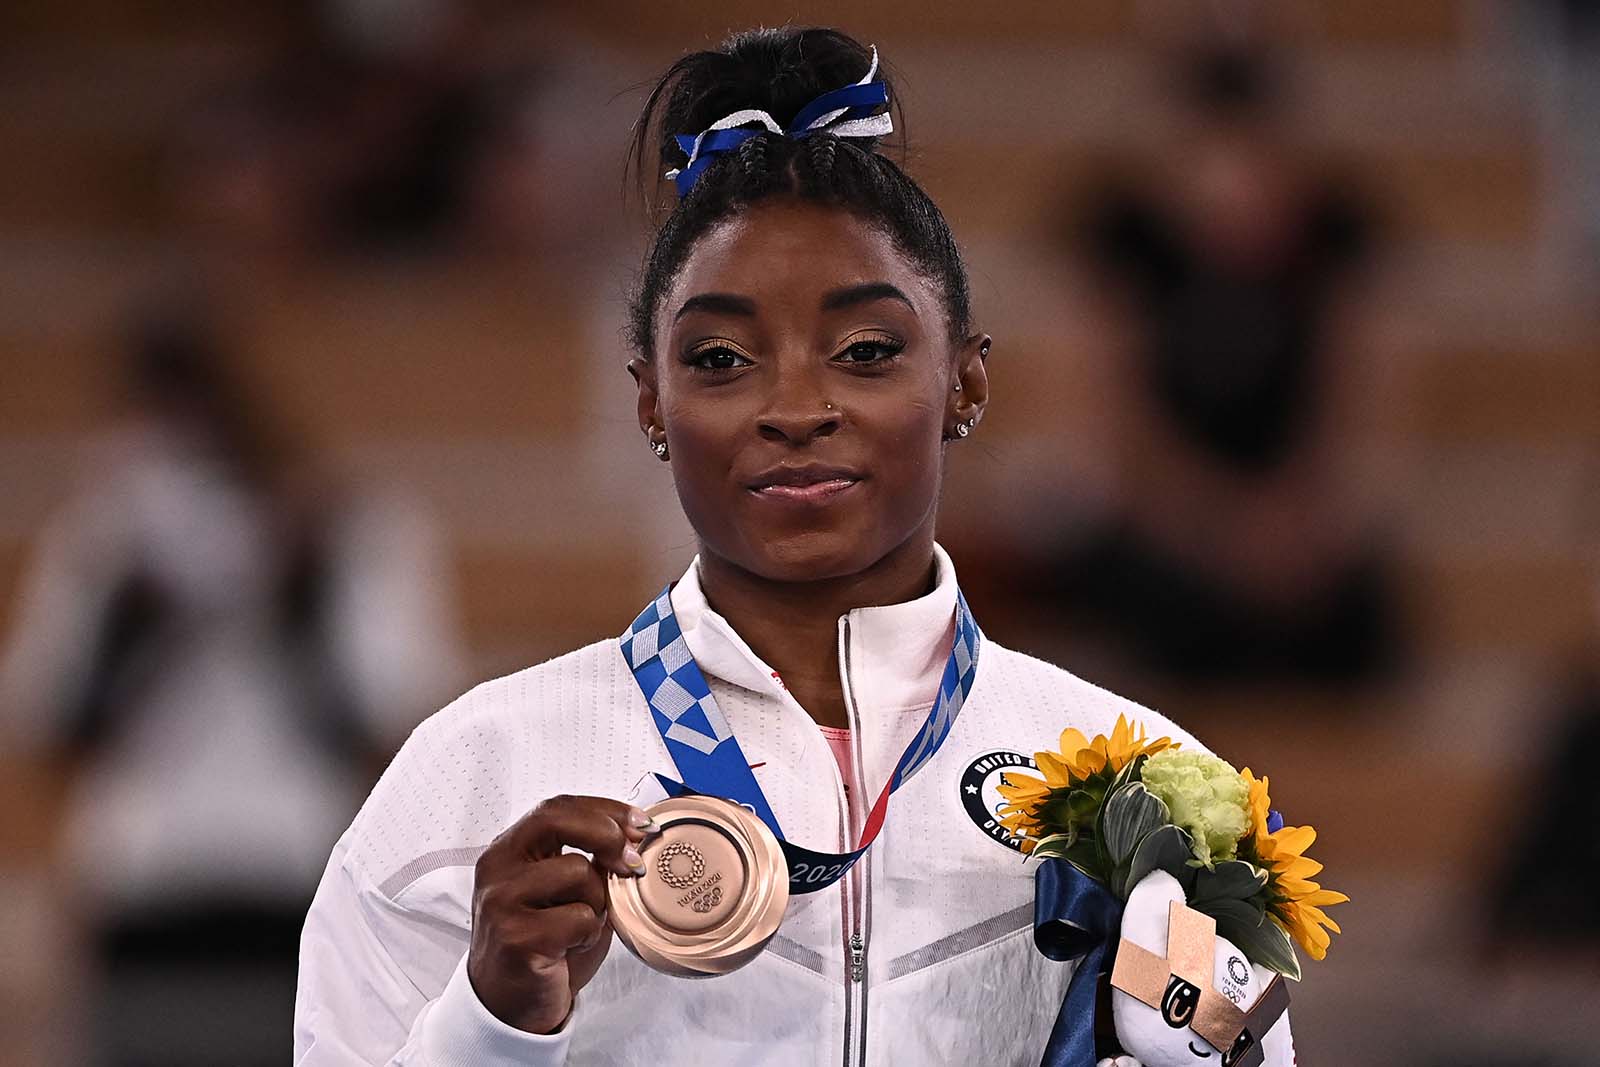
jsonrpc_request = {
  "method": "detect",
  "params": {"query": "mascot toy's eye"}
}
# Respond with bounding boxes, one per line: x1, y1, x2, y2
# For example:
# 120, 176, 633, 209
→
1160, 976, 1202, 1028
1220, 1029, 1255, 1067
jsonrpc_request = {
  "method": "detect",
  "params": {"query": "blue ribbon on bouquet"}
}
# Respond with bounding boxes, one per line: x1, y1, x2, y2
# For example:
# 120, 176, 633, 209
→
1033, 859, 1125, 1067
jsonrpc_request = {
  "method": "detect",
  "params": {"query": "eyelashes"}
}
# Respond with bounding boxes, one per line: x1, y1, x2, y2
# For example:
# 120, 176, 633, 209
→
680, 334, 906, 375
683, 341, 754, 372
834, 336, 905, 366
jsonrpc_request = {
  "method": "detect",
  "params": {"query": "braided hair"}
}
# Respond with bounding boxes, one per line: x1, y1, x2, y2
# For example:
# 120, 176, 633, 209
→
627, 27, 972, 357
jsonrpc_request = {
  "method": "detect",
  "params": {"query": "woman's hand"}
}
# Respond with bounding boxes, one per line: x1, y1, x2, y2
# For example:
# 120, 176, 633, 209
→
467, 795, 655, 1034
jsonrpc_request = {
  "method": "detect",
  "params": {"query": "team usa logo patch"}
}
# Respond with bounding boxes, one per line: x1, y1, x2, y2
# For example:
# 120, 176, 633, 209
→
959, 750, 1037, 853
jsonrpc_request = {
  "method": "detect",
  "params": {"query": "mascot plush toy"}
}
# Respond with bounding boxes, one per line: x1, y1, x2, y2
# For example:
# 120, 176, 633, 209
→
1100, 872, 1296, 1067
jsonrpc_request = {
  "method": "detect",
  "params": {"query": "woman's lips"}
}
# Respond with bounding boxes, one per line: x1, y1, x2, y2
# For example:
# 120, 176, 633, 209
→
750, 477, 860, 504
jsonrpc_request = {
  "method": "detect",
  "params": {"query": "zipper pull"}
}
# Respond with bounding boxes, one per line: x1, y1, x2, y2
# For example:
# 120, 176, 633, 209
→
849, 933, 865, 983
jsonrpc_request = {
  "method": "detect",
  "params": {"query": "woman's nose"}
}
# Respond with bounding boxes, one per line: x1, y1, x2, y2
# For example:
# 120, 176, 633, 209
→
756, 365, 841, 445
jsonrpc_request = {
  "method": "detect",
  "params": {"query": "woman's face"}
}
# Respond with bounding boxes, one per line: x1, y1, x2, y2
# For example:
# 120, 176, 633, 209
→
634, 199, 987, 584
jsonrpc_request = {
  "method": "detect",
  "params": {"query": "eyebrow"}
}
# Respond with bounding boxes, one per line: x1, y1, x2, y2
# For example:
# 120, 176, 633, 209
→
820, 282, 916, 314
673, 292, 757, 322
672, 281, 917, 323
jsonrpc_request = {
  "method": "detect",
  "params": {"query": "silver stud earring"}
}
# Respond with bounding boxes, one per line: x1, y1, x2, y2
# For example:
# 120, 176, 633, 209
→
953, 382, 962, 392
955, 420, 972, 438
651, 439, 669, 460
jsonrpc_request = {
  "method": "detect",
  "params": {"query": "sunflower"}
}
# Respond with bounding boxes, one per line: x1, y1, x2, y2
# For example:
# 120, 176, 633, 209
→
996, 715, 1177, 851
1241, 768, 1348, 961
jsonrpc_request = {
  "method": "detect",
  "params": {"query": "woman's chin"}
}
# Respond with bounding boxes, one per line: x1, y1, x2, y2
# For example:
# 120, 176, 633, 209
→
734, 528, 889, 583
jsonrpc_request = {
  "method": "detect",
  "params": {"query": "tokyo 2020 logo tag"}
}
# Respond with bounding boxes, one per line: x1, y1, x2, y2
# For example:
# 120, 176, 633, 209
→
959, 750, 1036, 853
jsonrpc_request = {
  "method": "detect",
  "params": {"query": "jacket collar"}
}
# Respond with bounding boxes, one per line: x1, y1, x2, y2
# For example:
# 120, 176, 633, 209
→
668, 544, 960, 719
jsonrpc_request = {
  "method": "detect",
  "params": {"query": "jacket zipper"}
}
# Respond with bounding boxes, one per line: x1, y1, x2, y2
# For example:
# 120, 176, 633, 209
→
839, 617, 870, 1067
834, 720, 856, 1067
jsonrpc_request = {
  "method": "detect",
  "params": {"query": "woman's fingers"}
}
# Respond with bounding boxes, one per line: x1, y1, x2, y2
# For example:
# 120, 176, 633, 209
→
487, 794, 654, 877
516, 852, 610, 918
497, 901, 610, 959
469, 794, 649, 1034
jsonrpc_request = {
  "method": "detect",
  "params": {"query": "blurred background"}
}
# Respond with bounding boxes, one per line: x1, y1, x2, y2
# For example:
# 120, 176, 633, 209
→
1, 1, 1596, 1064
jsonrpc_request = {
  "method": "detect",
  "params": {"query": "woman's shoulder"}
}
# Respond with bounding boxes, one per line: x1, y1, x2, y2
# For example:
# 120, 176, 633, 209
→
419, 637, 634, 740
336, 637, 648, 891
975, 638, 1205, 752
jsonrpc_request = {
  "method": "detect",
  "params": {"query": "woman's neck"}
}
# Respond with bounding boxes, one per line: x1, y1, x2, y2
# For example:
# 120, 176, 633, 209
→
694, 539, 938, 730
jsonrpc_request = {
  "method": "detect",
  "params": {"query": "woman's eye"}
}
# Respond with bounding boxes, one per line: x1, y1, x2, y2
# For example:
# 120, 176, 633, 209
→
835, 339, 904, 365
687, 345, 753, 371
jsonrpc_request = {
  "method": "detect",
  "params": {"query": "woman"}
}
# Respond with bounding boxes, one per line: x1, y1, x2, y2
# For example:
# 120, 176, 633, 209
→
0, 306, 462, 1066
295, 27, 1204, 1066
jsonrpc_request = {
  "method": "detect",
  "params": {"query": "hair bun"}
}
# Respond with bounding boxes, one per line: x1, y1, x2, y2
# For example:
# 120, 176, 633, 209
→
627, 26, 969, 360
648, 27, 891, 171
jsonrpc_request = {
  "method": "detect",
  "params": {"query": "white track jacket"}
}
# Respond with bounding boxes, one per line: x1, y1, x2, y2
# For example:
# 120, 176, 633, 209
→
295, 546, 1209, 1066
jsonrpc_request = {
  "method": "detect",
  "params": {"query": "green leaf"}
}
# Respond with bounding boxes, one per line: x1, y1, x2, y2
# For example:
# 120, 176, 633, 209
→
1193, 895, 1266, 932
1121, 823, 1196, 900
1030, 833, 1075, 860
1036, 793, 1079, 832
1062, 837, 1108, 883
1217, 912, 1302, 982
1110, 751, 1150, 794
1102, 783, 1171, 868
1067, 788, 1101, 816
1191, 860, 1269, 904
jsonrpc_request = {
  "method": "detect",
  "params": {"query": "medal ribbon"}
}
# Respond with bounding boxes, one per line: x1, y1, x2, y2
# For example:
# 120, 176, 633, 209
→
620, 583, 981, 894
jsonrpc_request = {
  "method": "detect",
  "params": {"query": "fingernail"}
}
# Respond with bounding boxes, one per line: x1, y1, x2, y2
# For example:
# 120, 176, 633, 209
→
628, 808, 652, 830
622, 845, 646, 874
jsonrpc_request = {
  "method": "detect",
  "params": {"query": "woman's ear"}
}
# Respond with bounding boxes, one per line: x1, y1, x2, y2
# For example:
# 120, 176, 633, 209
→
628, 357, 661, 439
949, 333, 991, 433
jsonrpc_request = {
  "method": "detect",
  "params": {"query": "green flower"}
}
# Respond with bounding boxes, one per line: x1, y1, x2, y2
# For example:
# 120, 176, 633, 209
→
1140, 749, 1250, 867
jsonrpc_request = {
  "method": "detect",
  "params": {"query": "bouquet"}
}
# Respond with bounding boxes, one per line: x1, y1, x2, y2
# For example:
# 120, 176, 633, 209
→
997, 715, 1345, 1066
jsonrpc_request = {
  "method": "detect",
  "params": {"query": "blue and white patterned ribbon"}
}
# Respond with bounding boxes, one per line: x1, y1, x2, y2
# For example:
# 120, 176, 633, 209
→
620, 579, 980, 894
664, 45, 894, 197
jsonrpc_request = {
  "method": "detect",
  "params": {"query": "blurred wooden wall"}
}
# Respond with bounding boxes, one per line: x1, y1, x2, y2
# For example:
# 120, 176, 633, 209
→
1, 2, 1596, 1063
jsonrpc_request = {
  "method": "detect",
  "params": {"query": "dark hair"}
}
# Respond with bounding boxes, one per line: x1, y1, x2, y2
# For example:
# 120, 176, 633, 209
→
1180, 46, 1282, 120
626, 27, 971, 356
121, 303, 287, 487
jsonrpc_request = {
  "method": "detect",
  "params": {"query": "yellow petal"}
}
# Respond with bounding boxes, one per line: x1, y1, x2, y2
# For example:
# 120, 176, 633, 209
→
1278, 855, 1324, 881
1281, 907, 1331, 960
1056, 728, 1089, 757
1086, 737, 1110, 774
1271, 825, 1318, 856
1034, 752, 1075, 788
997, 775, 1048, 801
1302, 888, 1349, 907
1110, 715, 1133, 753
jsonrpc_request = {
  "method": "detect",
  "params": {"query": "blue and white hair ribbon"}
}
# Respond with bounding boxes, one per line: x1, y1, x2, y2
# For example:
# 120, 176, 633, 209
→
665, 45, 894, 197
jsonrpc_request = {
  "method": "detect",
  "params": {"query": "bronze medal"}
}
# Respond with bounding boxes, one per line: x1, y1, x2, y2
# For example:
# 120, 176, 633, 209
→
607, 795, 789, 977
